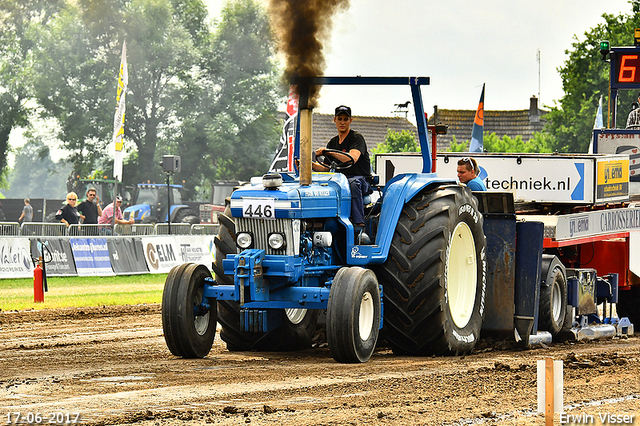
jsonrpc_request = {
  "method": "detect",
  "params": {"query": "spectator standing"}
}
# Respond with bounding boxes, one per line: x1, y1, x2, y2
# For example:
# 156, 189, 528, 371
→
77, 188, 102, 223
626, 92, 640, 129
98, 196, 133, 234
55, 192, 81, 227
18, 198, 33, 224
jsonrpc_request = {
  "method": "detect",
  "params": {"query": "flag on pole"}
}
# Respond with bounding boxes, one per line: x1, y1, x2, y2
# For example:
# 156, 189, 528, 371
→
469, 83, 485, 153
588, 95, 604, 154
113, 41, 128, 181
269, 87, 298, 172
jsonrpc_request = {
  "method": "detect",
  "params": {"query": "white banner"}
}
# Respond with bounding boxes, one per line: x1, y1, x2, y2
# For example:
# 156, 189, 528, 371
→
0, 238, 33, 278
555, 207, 640, 240
375, 153, 632, 204
175, 236, 211, 265
143, 236, 182, 273
113, 41, 128, 181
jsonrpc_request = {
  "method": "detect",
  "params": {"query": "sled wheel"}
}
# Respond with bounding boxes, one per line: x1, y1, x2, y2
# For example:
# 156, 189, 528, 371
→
162, 263, 217, 358
376, 184, 487, 356
214, 205, 317, 351
538, 255, 567, 336
327, 267, 381, 363
617, 285, 640, 326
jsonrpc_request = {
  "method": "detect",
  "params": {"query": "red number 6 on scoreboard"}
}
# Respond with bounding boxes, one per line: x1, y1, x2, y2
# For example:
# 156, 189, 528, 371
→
619, 54, 638, 82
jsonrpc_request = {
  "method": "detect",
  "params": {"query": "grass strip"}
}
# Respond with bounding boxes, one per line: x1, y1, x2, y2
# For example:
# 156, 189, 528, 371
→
0, 274, 168, 311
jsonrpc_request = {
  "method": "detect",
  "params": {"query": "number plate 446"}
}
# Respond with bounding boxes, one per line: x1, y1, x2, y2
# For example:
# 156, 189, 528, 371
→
242, 198, 275, 219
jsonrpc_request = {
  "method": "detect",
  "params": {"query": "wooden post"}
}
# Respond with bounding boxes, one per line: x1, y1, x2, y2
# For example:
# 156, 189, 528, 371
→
545, 357, 554, 426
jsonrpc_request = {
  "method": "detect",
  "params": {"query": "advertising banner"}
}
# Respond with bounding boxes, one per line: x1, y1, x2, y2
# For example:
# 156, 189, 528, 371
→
555, 207, 640, 240
30, 238, 77, 276
0, 238, 33, 278
596, 157, 629, 201
175, 236, 212, 265
143, 237, 182, 273
107, 238, 149, 275
375, 153, 633, 204
70, 238, 114, 276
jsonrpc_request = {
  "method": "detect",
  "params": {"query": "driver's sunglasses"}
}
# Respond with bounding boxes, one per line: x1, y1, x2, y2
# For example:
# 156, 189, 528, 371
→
460, 157, 472, 165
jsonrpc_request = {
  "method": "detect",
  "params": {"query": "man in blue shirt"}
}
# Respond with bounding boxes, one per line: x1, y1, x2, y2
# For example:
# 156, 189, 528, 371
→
457, 157, 486, 191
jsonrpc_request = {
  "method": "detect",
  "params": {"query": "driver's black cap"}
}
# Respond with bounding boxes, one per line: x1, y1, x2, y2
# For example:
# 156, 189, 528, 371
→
335, 105, 351, 117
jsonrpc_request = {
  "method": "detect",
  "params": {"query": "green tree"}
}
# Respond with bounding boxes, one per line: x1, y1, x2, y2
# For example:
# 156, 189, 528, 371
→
444, 132, 553, 153
545, 1, 640, 152
446, 136, 468, 152
25, 0, 280, 200
32, 0, 207, 185
0, 0, 64, 177
1, 138, 70, 199
173, 0, 281, 193
371, 129, 420, 165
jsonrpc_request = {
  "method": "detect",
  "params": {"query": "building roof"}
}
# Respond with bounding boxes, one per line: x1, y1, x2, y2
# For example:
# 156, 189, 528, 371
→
428, 96, 548, 149
277, 96, 547, 154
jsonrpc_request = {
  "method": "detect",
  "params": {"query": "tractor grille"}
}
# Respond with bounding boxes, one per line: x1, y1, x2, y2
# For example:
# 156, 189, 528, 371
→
235, 218, 297, 256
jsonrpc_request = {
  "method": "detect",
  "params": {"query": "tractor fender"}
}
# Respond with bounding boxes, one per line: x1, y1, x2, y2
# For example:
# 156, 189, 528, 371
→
370, 173, 456, 263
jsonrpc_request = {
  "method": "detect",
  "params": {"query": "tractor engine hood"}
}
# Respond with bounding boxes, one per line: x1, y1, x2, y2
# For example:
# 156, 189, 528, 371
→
229, 173, 351, 220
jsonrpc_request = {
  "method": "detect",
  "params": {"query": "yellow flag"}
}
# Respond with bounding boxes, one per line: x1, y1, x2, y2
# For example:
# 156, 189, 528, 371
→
113, 41, 128, 181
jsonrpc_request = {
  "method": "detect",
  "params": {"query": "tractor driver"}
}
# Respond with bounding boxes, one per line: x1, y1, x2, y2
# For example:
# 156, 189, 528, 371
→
313, 105, 372, 236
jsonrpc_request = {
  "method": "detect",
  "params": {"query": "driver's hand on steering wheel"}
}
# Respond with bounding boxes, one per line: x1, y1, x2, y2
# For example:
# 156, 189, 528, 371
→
312, 161, 330, 172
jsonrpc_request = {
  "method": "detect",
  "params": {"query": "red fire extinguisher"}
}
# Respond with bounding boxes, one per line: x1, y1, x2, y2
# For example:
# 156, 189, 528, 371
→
34, 256, 44, 303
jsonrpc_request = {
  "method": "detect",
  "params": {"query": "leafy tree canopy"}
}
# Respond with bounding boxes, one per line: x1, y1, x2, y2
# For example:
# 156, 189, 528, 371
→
1, 138, 70, 198
1, 0, 282, 201
444, 132, 553, 153
545, 1, 640, 152
371, 129, 420, 164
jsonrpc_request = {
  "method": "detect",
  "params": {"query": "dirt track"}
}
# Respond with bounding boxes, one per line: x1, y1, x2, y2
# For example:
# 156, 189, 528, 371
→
1, 305, 639, 426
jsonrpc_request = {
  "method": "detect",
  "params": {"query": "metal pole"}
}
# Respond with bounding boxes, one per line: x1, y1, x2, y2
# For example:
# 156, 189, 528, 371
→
166, 173, 171, 235
113, 180, 118, 231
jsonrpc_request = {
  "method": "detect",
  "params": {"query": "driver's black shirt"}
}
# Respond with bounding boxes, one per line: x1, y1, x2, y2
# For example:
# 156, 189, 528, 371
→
326, 130, 371, 177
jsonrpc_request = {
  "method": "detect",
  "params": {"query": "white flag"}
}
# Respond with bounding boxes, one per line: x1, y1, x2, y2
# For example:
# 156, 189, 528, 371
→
588, 95, 603, 154
113, 41, 128, 181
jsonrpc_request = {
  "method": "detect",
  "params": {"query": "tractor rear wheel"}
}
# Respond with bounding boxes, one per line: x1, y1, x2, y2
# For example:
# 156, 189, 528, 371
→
174, 209, 200, 225
213, 206, 317, 352
327, 267, 381, 363
375, 184, 487, 356
162, 263, 217, 358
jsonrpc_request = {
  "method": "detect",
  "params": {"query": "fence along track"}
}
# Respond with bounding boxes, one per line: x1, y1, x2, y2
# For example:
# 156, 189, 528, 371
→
0, 222, 219, 237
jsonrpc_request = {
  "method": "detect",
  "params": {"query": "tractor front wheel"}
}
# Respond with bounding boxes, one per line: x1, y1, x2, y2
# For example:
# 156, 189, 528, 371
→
326, 267, 381, 363
162, 263, 217, 358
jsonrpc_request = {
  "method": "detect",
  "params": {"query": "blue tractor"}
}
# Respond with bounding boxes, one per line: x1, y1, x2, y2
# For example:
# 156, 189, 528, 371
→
123, 183, 199, 225
162, 77, 487, 363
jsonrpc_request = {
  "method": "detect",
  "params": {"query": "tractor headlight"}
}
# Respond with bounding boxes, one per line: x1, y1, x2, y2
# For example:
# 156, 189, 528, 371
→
236, 232, 253, 250
268, 232, 286, 250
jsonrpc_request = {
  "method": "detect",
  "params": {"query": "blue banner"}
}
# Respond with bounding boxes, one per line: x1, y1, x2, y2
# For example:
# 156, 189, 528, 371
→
70, 238, 114, 276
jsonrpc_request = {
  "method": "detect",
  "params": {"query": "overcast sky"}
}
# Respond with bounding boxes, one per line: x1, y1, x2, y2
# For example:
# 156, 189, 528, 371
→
206, 0, 632, 119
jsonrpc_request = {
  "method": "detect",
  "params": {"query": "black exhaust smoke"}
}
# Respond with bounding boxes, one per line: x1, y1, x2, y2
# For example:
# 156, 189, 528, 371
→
268, 0, 350, 108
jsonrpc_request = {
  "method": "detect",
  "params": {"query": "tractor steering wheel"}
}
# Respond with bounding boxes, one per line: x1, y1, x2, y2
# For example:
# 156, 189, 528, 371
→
319, 148, 355, 172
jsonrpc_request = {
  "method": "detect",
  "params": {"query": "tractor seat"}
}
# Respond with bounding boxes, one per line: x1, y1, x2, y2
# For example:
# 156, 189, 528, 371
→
363, 174, 380, 206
